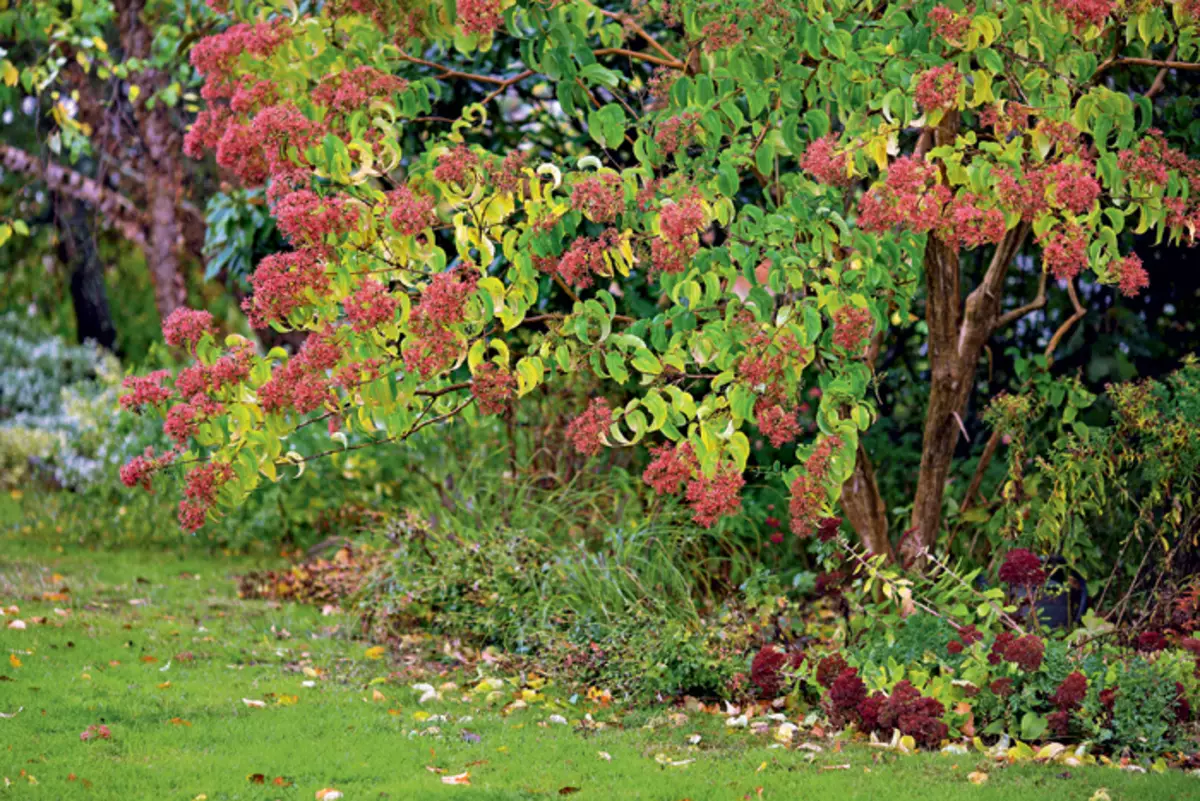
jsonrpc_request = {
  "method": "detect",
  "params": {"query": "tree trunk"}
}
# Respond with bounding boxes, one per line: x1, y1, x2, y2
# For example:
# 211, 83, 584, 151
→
55, 195, 118, 352
840, 443, 892, 557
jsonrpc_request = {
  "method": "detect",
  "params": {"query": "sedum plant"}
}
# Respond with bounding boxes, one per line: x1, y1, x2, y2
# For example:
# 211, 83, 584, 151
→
112, 0, 1199, 549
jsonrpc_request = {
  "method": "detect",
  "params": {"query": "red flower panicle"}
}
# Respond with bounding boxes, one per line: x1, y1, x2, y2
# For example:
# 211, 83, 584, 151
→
566, 398, 612, 456
684, 465, 745, 527
344, 279, 398, 332
642, 442, 697, 495
832, 307, 873, 351
998, 548, 1046, 588
162, 308, 215, 351
1116, 254, 1149, 298
758, 404, 801, 448
471, 363, 516, 415
914, 64, 961, 113
120, 371, 173, 412
799, 135, 849, 186
571, 174, 624, 223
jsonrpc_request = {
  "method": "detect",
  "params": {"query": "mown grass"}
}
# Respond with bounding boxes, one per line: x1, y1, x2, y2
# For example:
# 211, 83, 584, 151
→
2, 532, 1198, 800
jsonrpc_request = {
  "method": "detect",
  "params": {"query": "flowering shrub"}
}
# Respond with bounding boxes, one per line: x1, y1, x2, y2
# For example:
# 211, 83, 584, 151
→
107, 0, 1200, 547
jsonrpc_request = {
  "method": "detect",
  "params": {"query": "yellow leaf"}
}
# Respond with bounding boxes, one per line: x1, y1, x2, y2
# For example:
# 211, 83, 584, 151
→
364, 645, 386, 660
9, 653, 20, 668
1, 60, 17, 87
128, 84, 140, 103
967, 771, 989, 784
276, 694, 299, 706
92, 36, 108, 53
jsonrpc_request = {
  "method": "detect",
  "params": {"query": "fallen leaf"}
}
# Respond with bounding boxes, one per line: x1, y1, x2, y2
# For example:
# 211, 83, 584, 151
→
141, 656, 158, 663
9, 654, 21, 668
597, 751, 612, 761
242, 698, 266, 708
365, 646, 386, 660
248, 774, 266, 784
819, 764, 851, 772
558, 787, 581, 795
6, 620, 25, 630
276, 694, 299, 706
441, 772, 470, 785
968, 771, 989, 785
371, 689, 386, 702
315, 789, 343, 800
1089, 790, 1111, 801
273, 776, 293, 787
157, 682, 172, 690
168, 717, 191, 726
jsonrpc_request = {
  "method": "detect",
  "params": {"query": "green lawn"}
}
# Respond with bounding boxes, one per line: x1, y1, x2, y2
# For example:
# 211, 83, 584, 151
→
2, 538, 1197, 800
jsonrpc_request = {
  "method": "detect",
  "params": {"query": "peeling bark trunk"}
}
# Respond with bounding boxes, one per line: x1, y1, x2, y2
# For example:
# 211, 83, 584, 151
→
56, 195, 118, 352
840, 443, 892, 557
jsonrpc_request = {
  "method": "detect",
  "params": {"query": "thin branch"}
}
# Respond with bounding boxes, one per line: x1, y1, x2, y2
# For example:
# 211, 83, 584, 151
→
1096, 55, 1200, 77
396, 52, 513, 85
996, 271, 1048, 330
1043, 278, 1086, 362
294, 397, 475, 464
593, 47, 685, 70
596, 8, 684, 67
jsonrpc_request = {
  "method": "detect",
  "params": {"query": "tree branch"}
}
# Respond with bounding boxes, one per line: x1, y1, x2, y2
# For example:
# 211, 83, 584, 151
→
995, 271, 1047, 330
0, 142, 147, 247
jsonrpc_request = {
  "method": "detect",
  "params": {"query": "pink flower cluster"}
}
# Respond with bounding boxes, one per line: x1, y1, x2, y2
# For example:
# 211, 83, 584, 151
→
700, 18, 743, 52
651, 195, 705, 274
189, 21, 292, 102
789, 436, 841, 535
258, 333, 342, 414
684, 465, 745, 527
344, 279, 399, 332
1052, 0, 1115, 31
566, 398, 612, 456
858, 156, 950, 235
928, 5, 969, 40
456, 0, 502, 35
312, 66, 406, 114
119, 447, 178, 491
799, 136, 849, 187
913, 64, 961, 113
832, 307, 873, 352
433, 145, 479, 186
387, 185, 436, 236
274, 190, 360, 247
242, 249, 329, 327
643, 442, 697, 495
654, 112, 701, 156
1116, 254, 1149, 297
162, 308, 215, 351
179, 461, 235, 531
758, 404, 801, 448
570, 174, 624, 223
120, 370, 173, 412
79, 724, 111, 742
471, 363, 516, 415
557, 230, 619, 289
403, 269, 477, 379
937, 192, 1007, 250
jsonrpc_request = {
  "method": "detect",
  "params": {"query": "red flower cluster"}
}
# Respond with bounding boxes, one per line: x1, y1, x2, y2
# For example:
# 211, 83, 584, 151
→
120, 370, 173, 412
832, 306, 873, 351
990, 633, 1044, 671
928, 5, 969, 40
827, 668, 869, 728
312, 66, 406, 115
858, 156, 950, 235
79, 724, 111, 742
456, 0, 502, 35
1044, 160, 1101, 215
817, 516, 841, 542
700, 18, 743, 52
876, 680, 948, 748
750, 645, 805, 697
816, 653, 850, 689
571, 174, 624, 223
684, 465, 745, 527
179, 461, 234, 531
189, 21, 292, 102
344, 279, 399, 332
274, 190, 360, 247
565, 398, 612, 456
1037, 223, 1090, 282
937, 192, 1007, 250
789, 436, 841, 536
1052, 0, 1115, 31
998, 548, 1046, 588
119, 447, 178, 491
654, 112, 701, 156
258, 336, 339, 414
1135, 630, 1168, 652
403, 269, 477, 379
913, 64, 961, 113
164, 395, 224, 446
758, 404, 801, 448
1115, 254, 1149, 298
642, 442, 697, 495
471, 363, 516, 415
162, 308, 215, 351
242, 249, 329, 327
651, 195, 706, 274
1049, 670, 1088, 736
957, 624, 983, 646
990, 677, 1015, 697
557, 230, 620, 289
433, 145, 479, 186
799, 135, 850, 187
